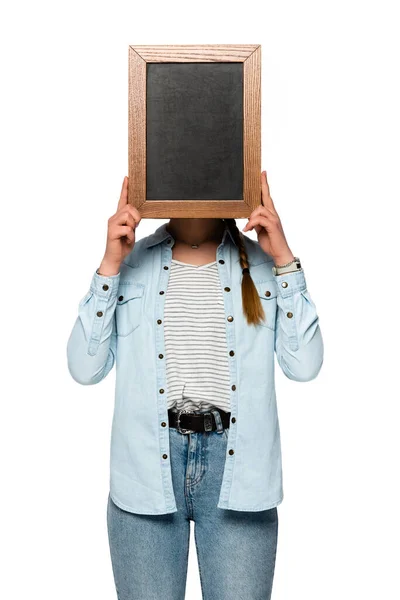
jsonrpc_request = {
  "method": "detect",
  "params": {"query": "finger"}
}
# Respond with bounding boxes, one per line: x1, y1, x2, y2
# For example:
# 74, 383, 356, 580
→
115, 203, 141, 227
261, 170, 270, 195
243, 215, 273, 232
124, 227, 135, 244
117, 176, 129, 211
122, 203, 142, 227
249, 204, 277, 219
114, 210, 136, 229
244, 206, 276, 234
112, 225, 135, 242
261, 171, 276, 213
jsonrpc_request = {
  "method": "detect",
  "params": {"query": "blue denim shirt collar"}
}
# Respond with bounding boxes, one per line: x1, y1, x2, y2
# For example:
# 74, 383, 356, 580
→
144, 221, 238, 249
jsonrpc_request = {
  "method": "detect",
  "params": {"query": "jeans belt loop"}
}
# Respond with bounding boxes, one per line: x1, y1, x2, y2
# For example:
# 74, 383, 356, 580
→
210, 408, 224, 433
204, 413, 213, 432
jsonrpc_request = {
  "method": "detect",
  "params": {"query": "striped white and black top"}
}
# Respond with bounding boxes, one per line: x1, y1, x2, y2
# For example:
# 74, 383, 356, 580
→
164, 258, 231, 413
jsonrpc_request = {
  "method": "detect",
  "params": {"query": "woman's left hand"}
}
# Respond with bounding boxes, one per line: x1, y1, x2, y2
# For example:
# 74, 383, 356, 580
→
242, 171, 295, 265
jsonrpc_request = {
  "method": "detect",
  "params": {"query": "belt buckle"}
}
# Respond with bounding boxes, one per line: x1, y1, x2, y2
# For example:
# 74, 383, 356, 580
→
176, 409, 195, 435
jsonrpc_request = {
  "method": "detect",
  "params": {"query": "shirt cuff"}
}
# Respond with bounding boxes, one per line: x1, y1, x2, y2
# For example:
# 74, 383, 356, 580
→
90, 268, 121, 298
273, 269, 306, 299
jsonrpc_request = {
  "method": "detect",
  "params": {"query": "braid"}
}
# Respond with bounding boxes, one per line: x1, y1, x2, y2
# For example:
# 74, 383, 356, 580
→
224, 219, 266, 326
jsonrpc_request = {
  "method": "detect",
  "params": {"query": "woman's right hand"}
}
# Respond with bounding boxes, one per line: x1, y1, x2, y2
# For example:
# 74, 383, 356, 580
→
98, 176, 142, 276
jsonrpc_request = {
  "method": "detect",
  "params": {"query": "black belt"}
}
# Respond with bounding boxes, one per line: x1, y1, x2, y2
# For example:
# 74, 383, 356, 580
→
168, 408, 231, 434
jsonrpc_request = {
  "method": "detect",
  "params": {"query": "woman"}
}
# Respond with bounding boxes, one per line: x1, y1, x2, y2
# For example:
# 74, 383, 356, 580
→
67, 171, 324, 600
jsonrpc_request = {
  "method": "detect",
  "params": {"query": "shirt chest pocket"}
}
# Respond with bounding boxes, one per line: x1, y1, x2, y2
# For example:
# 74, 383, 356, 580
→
254, 280, 278, 331
115, 283, 145, 337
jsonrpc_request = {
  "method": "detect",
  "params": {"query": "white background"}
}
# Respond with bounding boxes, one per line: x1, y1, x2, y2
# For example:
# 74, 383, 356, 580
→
1, 1, 399, 598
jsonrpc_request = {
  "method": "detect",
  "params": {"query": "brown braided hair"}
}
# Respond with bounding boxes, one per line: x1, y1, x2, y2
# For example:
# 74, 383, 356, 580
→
224, 218, 266, 326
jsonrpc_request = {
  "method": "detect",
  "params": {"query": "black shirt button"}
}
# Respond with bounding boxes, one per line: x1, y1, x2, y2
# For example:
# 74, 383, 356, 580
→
161, 422, 167, 427
159, 290, 164, 295
224, 287, 231, 292
118, 295, 124, 301
227, 315, 234, 322
219, 259, 225, 264
162, 454, 168, 459
287, 312, 293, 318
265, 290, 271, 297
157, 319, 162, 324
159, 354, 164, 359
102, 284, 109, 291
228, 449, 234, 455
159, 388, 165, 394
97, 311, 103, 317
229, 350, 235, 356
231, 384, 236, 391
231, 417, 236, 423
164, 266, 169, 270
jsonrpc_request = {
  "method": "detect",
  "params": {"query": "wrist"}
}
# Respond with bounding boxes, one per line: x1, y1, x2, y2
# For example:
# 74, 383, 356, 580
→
273, 251, 295, 267
98, 258, 121, 277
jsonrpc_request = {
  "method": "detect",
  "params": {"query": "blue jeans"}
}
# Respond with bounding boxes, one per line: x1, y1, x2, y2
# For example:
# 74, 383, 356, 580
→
107, 410, 279, 599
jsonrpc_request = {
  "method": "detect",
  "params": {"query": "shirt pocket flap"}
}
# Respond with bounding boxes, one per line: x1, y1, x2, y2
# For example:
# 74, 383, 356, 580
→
115, 283, 145, 337
117, 283, 145, 304
254, 280, 278, 330
254, 280, 278, 300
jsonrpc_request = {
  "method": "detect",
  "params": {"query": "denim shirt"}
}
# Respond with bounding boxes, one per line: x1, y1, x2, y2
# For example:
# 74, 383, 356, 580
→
67, 222, 324, 514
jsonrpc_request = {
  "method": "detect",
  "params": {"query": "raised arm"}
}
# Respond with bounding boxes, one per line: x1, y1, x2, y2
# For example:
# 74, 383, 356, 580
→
67, 176, 141, 385
243, 170, 324, 382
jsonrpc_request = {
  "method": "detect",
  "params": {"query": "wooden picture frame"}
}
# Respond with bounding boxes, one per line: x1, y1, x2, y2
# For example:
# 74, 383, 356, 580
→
128, 44, 261, 218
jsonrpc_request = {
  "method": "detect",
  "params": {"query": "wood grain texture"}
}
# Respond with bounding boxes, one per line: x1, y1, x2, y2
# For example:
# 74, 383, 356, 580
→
128, 44, 261, 218
128, 48, 146, 210
243, 46, 261, 212
130, 44, 259, 63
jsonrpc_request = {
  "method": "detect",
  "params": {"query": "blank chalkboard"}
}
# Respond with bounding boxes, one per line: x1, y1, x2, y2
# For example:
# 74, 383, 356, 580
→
146, 63, 243, 201
128, 45, 261, 219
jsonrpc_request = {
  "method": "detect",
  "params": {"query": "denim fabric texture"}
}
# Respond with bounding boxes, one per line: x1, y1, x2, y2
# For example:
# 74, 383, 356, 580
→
67, 221, 324, 514
107, 415, 279, 600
